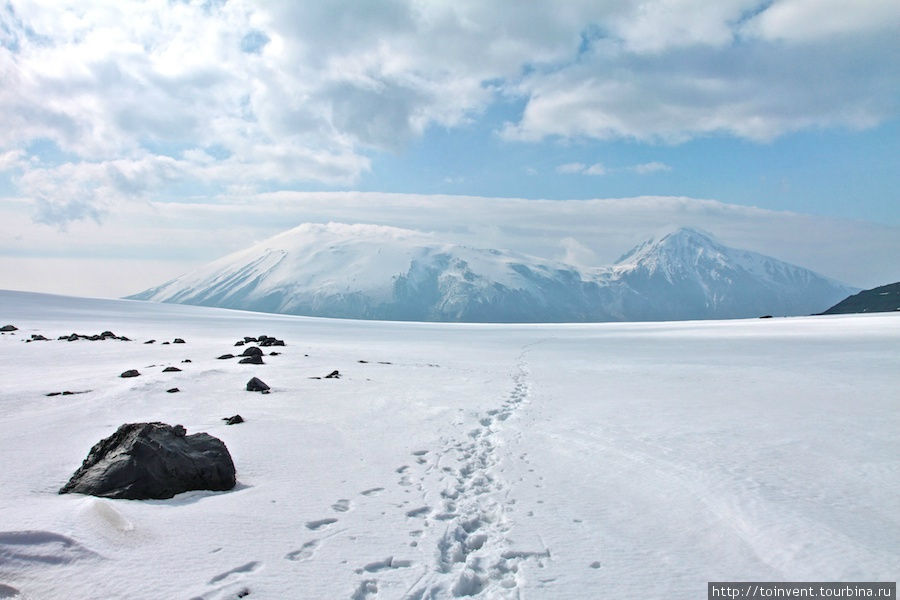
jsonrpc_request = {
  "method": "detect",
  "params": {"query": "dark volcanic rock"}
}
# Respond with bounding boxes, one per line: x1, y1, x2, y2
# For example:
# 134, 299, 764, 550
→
145, 339, 156, 344
182, 359, 192, 363
0, 324, 17, 332
31, 334, 49, 341
246, 377, 270, 392
59, 422, 236, 499
101, 331, 115, 338
234, 340, 245, 346
239, 355, 264, 365
217, 354, 235, 360
166, 387, 180, 393
243, 336, 256, 343
120, 369, 141, 378
269, 351, 280, 356
173, 338, 186, 344
241, 346, 263, 357
324, 370, 341, 379
162, 366, 182, 372
223, 414, 244, 425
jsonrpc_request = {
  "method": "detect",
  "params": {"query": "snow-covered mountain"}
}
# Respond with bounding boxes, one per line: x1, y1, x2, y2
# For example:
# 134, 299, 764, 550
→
128, 223, 855, 322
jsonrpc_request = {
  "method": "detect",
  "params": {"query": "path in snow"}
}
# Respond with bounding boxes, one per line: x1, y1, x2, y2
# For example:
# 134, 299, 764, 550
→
285, 349, 551, 599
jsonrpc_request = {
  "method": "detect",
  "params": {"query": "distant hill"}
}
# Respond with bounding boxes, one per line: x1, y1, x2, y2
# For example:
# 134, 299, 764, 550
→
128, 223, 856, 322
820, 282, 900, 315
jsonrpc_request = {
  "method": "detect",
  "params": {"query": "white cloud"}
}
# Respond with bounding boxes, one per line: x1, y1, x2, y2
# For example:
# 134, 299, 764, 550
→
630, 162, 672, 174
0, 0, 898, 224
743, 0, 900, 42
556, 161, 669, 176
555, 162, 605, 175
0, 149, 26, 171
556, 162, 587, 174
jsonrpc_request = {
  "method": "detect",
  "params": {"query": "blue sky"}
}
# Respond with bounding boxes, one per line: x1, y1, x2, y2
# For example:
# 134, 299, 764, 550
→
0, 0, 898, 296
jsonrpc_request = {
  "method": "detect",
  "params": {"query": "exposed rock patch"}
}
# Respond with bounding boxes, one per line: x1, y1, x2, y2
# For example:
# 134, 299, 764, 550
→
59, 422, 236, 500
246, 377, 270, 393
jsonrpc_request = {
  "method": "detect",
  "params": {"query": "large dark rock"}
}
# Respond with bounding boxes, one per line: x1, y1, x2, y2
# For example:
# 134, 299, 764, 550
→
0, 324, 17, 332
246, 377, 270, 392
59, 422, 236, 500
239, 355, 264, 364
120, 369, 141, 378
241, 346, 263, 357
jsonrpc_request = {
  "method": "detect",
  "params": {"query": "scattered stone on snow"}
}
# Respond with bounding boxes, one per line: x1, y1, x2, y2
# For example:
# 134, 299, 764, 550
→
0, 324, 17, 332
162, 366, 182, 372
246, 377, 270, 392
144, 340, 156, 344
166, 388, 180, 393
59, 422, 236, 500
223, 415, 244, 425
217, 354, 235, 360
173, 338, 185, 344
324, 370, 341, 379
120, 369, 141, 378
240, 346, 263, 357
239, 355, 264, 365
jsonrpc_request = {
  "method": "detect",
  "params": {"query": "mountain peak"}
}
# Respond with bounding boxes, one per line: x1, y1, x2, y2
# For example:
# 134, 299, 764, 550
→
129, 223, 855, 322
614, 226, 719, 266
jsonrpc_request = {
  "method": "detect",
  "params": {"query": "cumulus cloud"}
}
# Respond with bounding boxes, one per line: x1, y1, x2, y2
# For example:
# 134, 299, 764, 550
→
1, 0, 898, 223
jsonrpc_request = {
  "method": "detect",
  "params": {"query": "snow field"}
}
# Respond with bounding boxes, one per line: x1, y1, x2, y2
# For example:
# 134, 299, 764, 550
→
0, 291, 897, 599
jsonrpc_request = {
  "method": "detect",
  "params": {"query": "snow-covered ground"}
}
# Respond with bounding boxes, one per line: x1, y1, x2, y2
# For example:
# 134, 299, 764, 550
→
0, 290, 896, 599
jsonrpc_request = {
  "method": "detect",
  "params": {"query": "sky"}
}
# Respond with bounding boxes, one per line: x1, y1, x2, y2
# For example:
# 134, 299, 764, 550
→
1, 0, 898, 297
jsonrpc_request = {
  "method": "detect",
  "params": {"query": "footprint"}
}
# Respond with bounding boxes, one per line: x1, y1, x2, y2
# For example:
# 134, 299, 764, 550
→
395, 465, 410, 473
360, 487, 383, 496
285, 540, 318, 561
405, 506, 431, 518
411, 450, 428, 456
208, 561, 261, 585
351, 579, 378, 600
358, 556, 413, 573
305, 518, 338, 531
331, 499, 351, 513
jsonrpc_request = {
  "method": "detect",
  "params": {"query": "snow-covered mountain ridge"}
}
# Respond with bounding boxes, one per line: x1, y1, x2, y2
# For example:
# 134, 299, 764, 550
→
129, 223, 856, 322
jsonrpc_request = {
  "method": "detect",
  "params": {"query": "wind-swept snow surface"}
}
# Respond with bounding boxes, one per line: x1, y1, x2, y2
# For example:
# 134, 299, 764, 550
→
129, 224, 855, 322
0, 290, 897, 599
